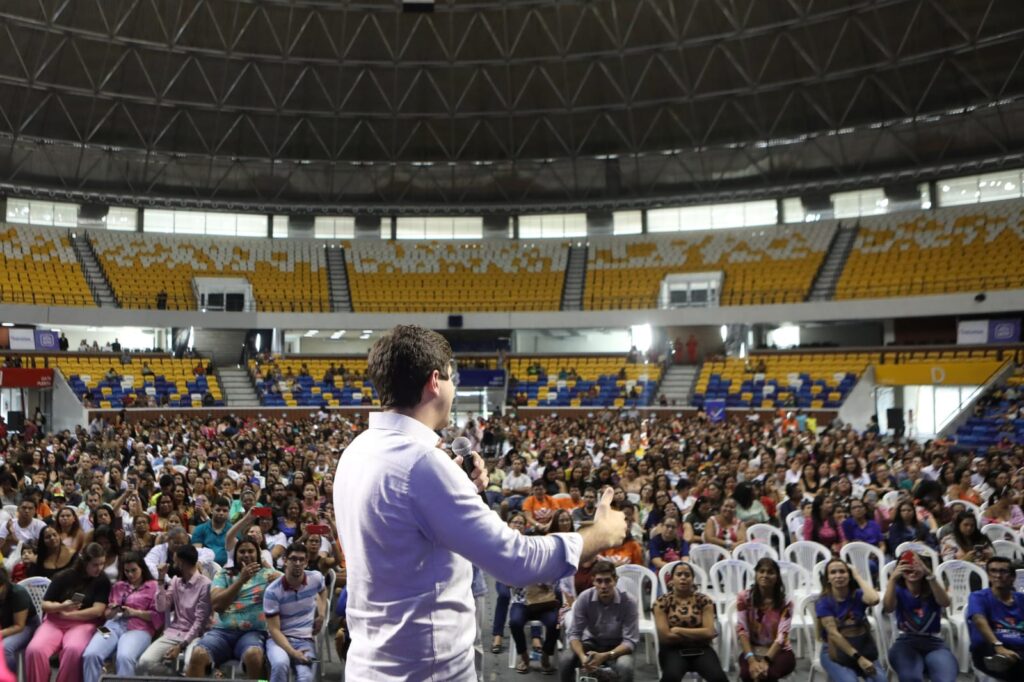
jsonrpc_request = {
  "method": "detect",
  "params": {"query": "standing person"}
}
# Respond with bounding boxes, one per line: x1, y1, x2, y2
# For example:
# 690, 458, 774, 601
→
654, 562, 727, 682
966, 556, 1024, 679
686, 334, 698, 364
883, 551, 957, 682
81, 552, 162, 682
24, 543, 111, 682
263, 542, 327, 682
186, 539, 281, 679
814, 558, 886, 682
0, 565, 38, 671
136, 545, 211, 675
558, 560, 638, 682
333, 325, 627, 680
736, 558, 796, 682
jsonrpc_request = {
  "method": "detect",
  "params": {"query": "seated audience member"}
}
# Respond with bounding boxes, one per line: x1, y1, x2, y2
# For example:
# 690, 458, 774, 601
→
883, 551, 957, 682
25, 543, 111, 682
967, 556, 1024, 679
30, 525, 77, 579
733, 482, 770, 526
776, 483, 804, 544
558, 559, 638, 682
941, 510, 994, 567
491, 514, 526, 655
136, 545, 212, 675
653, 562, 727, 682
10, 540, 37, 582
522, 481, 559, 532
648, 517, 687, 571
982, 486, 1024, 530
886, 500, 938, 559
703, 497, 747, 551
186, 539, 281, 678
572, 487, 598, 529
814, 558, 886, 682
509, 581, 560, 674
0, 565, 38, 671
0, 498, 46, 555
264, 542, 327, 682
81, 552, 162, 682
191, 496, 231, 565
145, 527, 214, 582
736, 558, 796, 682
805, 495, 845, 552
500, 457, 532, 516
842, 497, 886, 554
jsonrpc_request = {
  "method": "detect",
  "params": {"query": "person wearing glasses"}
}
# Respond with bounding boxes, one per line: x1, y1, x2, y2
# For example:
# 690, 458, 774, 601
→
966, 556, 1024, 678
333, 325, 627, 681
263, 542, 327, 682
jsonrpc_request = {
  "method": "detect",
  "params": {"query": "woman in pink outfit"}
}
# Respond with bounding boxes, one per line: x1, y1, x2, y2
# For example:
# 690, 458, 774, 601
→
25, 543, 111, 682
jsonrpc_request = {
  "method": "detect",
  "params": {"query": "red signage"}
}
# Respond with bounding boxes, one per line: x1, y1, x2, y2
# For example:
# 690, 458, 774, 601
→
0, 368, 54, 388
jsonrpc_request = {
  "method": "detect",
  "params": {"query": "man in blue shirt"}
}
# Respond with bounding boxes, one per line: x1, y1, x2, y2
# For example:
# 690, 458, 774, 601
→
967, 556, 1024, 679
264, 542, 327, 682
192, 496, 231, 565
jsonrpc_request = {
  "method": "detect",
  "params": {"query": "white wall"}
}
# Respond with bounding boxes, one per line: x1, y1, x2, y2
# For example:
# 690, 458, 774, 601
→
51, 370, 87, 434
838, 365, 878, 432
296, 337, 375, 355
513, 329, 631, 354
61, 327, 159, 350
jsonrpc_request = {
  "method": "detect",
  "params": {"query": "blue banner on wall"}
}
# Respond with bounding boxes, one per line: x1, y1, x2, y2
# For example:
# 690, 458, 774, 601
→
707, 399, 726, 423
989, 318, 1021, 343
33, 329, 59, 351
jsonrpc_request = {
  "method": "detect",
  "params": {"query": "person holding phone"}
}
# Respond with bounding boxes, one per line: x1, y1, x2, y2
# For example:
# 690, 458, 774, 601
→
24, 543, 111, 682
883, 551, 957, 682
263, 542, 327, 682
192, 496, 231, 565
81, 552, 162, 682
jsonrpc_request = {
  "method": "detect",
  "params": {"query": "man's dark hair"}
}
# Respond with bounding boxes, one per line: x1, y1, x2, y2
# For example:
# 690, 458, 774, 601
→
159, 474, 175, 489
986, 555, 1013, 572
367, 325, 453, 409
285, 541, 308, 559
211, 496, 230, 509
174, 544, 199, 567
591, 560, 617, 579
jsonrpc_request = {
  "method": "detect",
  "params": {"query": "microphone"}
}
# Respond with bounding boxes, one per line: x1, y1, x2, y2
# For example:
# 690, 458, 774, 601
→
451, 436, 477, 478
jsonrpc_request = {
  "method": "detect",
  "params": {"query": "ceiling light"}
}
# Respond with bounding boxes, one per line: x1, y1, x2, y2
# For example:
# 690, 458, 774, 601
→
330, 330, 346, 340
1, 323, 13, 327
304, 330, 319, 337
359, 334, 370, 340
362, 330, 373, 334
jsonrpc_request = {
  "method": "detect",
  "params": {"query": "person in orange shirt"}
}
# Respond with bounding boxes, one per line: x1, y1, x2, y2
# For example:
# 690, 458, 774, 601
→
556, 485, 585, 512
600, 502, 644, 567
522, 481, 559, 532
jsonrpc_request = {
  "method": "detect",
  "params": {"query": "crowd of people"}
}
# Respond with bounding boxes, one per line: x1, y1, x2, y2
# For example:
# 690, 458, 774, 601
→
0, 383, 1022, 680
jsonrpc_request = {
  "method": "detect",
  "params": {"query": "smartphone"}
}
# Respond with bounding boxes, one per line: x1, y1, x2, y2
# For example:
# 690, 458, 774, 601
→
253, 506, 273, 518
71, 592, 85, 605
306, 523, 330, 536
98, 626, 111, 638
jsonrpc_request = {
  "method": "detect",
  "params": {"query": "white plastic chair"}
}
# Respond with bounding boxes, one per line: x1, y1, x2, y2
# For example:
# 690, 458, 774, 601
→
785, 510, 804, 543
840, 541, 885, 585
688, 543, 730, 579
507, 619, 544, 669
880, 490, 903, 511
783, 540, 831, 576
778, 560, 812, 656
894, 541, 940, 568
16, 577, 49, 682
615, 564, 660, 677
708, 559, 754, 617
800, 593, 828, 682
959, 500, 984, 524
657, 560, 709, 595
317, 570, 337, 665
1016, 568, 1024, 592
993, 540, 1024, 564
982, 522, 1017, 544
732, 541, 778, 565
747, 523, 785, 556
936, 559, 988, 674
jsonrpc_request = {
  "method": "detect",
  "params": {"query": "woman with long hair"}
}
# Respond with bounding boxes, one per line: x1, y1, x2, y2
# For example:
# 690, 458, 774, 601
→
703, 497, 748, 551
81, 552, 162, 682
0, 564, 38, 671
30, 525, 77, 579
90, 525, 121, 581
882, 551, 957, 682
684, 496, 713, 544
982, 486, 1024, 529
801, 463, 822, 499
732, 482, 770, 526
946, 467, 982, 505
940, 510, 994, 566
55, 506, 85, 553
736, 558, 796, 682
25, 543, 111, 682
147, 495, 176, 534
277, 498, 302, 539
804, 495, 844, 552
654, 562, 727, 682
814, 558, 886, 682
886, 501, 938, 558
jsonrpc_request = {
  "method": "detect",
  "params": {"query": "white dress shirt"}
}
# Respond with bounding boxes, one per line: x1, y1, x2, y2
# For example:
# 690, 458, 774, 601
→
334, 411, 582, 681
145, 542, 215, 581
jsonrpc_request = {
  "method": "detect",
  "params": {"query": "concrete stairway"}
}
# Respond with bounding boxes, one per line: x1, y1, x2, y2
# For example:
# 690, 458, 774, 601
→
325, 247, 353, 312
560, 245, 587, 311
659, 364, 701, 407
807, 224, 858, 301
71, 231, 117, 307
218, 367, 262, 407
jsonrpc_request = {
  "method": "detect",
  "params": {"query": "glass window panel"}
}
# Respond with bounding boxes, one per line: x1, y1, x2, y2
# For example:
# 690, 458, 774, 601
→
236, 214, 266, 237
396, 217, 426, 240
144, 209, 175, 233
380, 222, 393, 240
711, 203, 745, 229
781, 197, 804, 223
743, 200, 778, 226
272, 215, 289, 238
203, 212, 236, 236
939, 176, 980, 206
518, 216, 542, 239
832, 190, 863, 219
978, 170, 1022, 202
563, 213, 587, 237
52, 203, 78, 227
919, 183, 932, 210
676, 206, 712, 231
646, 207, 680, 233
174, 211, 206, 235
451, 217, 483, 239
29, 201, 54, 225
613, 210, 643, 235
6, 198, 30, 224
106, 207, 137, 231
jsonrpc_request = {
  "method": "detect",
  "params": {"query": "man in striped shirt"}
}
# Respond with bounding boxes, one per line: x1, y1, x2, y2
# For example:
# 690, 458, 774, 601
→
263, 542, 328, 682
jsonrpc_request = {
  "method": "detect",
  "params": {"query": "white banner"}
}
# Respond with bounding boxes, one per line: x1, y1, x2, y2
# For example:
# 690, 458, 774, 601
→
8, 328, 35, 350
956, 319, 989, 345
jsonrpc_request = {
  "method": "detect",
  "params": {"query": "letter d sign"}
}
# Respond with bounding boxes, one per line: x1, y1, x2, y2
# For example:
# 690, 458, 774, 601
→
930, 366, 946, 384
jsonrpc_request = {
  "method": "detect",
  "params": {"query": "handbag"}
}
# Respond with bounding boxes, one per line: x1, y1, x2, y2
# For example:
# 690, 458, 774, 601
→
524, 584, 559, 611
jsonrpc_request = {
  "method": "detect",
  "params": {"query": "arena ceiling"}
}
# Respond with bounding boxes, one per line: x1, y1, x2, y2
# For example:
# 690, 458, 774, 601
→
0, 0, 1022, 213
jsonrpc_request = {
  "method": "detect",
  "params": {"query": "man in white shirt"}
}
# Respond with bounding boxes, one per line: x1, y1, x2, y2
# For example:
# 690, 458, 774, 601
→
501, 457, 532, 514
0, 498, 46, 555
334, 325, 627, 681
146, 527, 216, 581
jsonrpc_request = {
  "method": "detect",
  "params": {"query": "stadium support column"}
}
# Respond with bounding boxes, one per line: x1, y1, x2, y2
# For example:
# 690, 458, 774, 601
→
483, 214, 511, 239
586, 211, 613, 236
354, 215, 382, 240
776, 198, 785, 225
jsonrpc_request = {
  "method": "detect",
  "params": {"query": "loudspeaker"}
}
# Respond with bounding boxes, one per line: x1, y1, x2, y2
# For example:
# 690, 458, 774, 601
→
886, 408, 904, 431
448, 315, 463, 328
6, 411, 24, 431
225, 293, 245, 312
